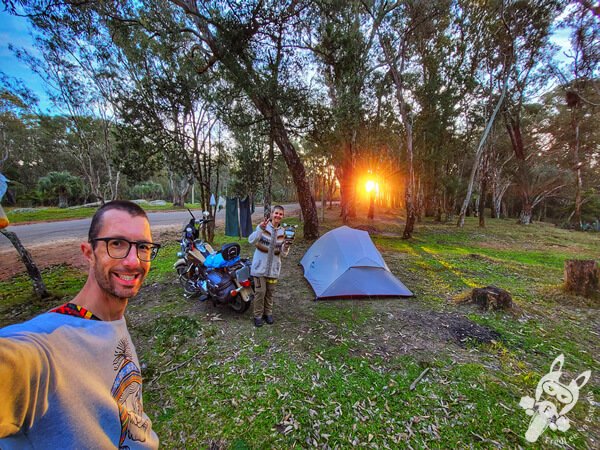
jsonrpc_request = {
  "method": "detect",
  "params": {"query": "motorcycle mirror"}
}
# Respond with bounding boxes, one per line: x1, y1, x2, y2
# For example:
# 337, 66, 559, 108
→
202, 210, 210, 218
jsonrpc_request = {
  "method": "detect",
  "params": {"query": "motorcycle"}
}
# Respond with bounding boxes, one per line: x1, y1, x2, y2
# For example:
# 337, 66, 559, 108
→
173, 210, 254, 313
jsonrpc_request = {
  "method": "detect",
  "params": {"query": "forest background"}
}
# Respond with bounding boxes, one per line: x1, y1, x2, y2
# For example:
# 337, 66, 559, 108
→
0, 0, 598, 241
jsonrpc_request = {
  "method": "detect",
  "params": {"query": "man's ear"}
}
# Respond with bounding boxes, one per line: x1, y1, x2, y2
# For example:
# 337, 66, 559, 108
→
81, 241, 94, 263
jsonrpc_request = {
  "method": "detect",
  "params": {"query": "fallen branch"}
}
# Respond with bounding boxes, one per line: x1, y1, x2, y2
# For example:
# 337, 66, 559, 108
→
150, 349, 204, 384
410, 367, 430, 391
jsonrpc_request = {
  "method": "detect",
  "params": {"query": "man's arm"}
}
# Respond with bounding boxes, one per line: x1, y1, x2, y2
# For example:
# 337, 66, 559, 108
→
0, 338, 51, 437
248, 218, 268, 245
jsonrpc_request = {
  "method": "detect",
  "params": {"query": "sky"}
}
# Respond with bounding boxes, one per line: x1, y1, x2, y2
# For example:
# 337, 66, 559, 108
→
0, 9, 53, 112
0, 7, 574, 115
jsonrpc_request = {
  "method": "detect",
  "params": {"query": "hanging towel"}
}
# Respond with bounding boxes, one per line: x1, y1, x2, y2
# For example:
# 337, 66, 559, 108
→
225, 197, 240, 237
210, 193, 216, 206
218, 196, 226, 211
239, 196, 253, 237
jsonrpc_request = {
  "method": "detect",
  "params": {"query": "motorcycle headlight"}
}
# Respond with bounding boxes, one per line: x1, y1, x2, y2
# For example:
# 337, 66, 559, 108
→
177, 252, 184, 258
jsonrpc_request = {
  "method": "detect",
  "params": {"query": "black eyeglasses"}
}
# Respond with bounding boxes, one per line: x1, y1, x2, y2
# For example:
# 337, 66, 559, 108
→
91, 238, 161, 262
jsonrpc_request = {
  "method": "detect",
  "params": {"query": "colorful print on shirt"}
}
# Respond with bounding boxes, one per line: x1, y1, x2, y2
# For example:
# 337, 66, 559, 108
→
50, 303, 101, 321
112, 339, 151, 448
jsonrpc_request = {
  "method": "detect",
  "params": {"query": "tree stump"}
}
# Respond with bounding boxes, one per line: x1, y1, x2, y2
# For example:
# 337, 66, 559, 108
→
470, 286, 513, 311
564, 260, 599, 297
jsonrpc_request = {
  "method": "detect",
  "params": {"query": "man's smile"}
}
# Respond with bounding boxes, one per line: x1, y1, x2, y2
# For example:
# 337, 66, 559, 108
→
112, 272, 142, 285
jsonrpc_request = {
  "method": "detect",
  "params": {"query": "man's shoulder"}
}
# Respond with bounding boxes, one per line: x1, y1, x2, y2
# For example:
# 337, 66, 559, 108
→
0, 311, 100, 338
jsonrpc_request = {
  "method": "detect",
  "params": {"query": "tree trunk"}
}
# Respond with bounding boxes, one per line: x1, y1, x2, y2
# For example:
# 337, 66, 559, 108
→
339, 152, 355, 223
519, 201, 533, 225
571, 107, 583, 230
564, 260, 599, 297
1, 230, 50, 299
58, 189, 68, 209
171, 174, 193, 207
321, 168, 326, 222
479, 177, 487, 228
267, 114, 318, 238
457, 75, 509, 227
264, 133, 275, 219
380, 37, 416, 239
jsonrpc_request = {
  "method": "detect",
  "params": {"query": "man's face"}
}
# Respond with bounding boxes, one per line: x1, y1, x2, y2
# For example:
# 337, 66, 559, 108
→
85, 209, 152, 301
271, 207, 284, 227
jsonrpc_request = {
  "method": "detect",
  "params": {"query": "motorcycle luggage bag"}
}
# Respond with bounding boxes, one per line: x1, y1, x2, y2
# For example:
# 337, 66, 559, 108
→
220, 243, 241, 261
206, 270, 235, 300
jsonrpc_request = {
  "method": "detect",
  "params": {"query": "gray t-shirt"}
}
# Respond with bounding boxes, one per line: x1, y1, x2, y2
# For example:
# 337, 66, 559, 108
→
0, 310, 159, 449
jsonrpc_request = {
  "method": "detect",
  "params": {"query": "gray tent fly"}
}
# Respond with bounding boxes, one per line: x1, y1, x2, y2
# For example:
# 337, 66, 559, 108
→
300, 226, 413, 300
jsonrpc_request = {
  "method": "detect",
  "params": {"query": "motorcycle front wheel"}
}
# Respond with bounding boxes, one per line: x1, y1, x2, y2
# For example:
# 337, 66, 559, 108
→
176, 263, 200, 297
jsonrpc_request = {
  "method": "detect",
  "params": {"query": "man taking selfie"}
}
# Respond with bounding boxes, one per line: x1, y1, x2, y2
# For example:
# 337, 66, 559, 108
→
0, 200, 160, 449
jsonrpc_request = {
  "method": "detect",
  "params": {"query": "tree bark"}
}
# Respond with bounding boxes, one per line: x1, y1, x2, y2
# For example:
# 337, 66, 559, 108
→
339, 154, 355, 223
564, 260, 599, 297
380, 37, 416, 239
492, 180, 510, 219
264, 133, 275, 219
1, 230, 50, 299
519, 201, 533, 225
457, 75, 509, 227
265, 109, 319, 238
571, 106, 583, 229
479, 175, 487, 228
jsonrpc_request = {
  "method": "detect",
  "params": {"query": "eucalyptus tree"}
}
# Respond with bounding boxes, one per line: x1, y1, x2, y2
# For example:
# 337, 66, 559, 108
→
453, 0, 518, 227
553, 1, 600, 227
406, 0, 475, 222
491, 0, 563, 224
305, 0, 386, 222
9, 11, 123, 203
110, 14, 224, 225
375, 0, 465, 237
0, 75, 35, 195
164, 0, 320, 238
0, 76, 83, 202
539, 82, 600, 223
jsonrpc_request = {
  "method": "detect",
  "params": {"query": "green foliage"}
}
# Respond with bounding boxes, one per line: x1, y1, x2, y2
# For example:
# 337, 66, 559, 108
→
37, 171, 84, 208
130, 181, 164, 201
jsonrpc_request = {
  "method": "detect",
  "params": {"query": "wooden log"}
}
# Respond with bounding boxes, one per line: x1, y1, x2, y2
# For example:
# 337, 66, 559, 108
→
564, 260, 599, 297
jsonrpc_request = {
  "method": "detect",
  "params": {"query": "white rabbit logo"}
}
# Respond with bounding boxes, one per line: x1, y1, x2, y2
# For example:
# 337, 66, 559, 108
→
519, 354, 591, 442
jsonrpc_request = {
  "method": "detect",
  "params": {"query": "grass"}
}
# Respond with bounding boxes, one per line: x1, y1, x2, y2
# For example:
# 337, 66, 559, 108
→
1, 207, 599, 448
5, 203, 202, 224
0, 264, 86, 327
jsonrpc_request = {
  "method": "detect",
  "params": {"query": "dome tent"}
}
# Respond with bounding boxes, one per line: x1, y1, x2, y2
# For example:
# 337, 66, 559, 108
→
300, 226, 413, 299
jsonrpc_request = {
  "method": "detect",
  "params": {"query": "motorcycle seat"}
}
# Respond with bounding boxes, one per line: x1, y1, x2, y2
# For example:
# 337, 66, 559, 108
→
188, 248, 206, 263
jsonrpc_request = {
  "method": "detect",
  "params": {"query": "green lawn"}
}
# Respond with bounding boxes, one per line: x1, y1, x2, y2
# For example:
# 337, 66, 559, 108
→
1, 209, 598, 449
5, 203, 200, 224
